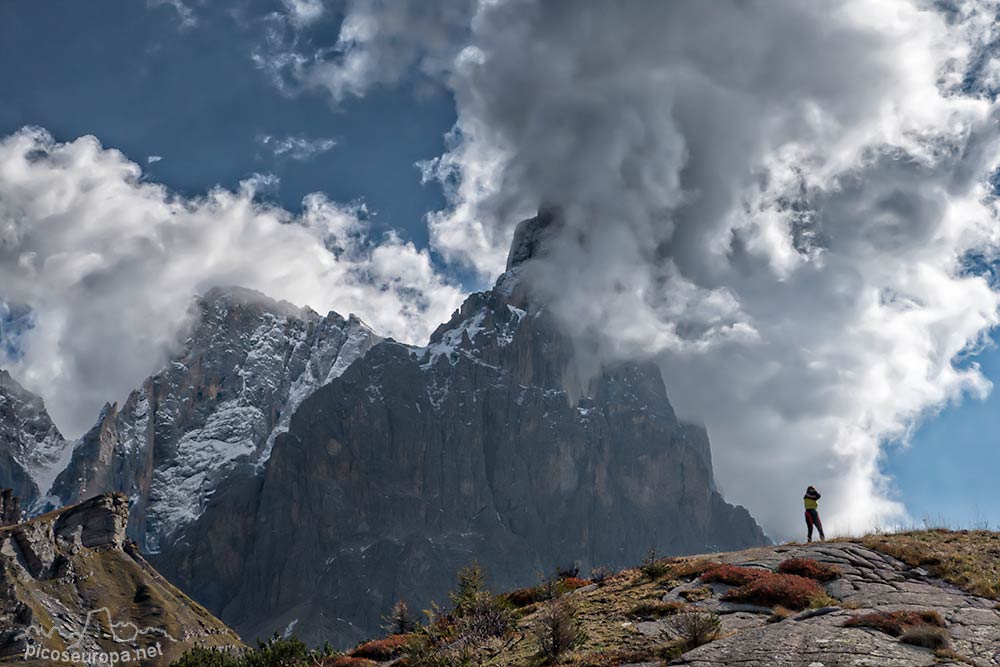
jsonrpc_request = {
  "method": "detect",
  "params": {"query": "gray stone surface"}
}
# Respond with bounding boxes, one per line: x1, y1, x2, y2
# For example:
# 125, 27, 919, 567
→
664, 542, 1000, 666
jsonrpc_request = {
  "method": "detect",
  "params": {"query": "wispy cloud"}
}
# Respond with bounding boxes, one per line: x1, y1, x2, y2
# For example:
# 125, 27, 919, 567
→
257, 134, 336, 161
146, 0, 197, 28
146, 155, 162, 164
281, 0, 324, 26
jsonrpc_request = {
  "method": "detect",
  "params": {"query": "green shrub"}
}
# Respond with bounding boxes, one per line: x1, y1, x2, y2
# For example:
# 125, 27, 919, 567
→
534, 598, 585, 663
640, 548, 671, 580
170, 635, 333, 667
627, 600, 687, 620
665, 611, 721, 650
170, 647, 242, 667
450, 563, 488, 615
382, 600, 416, 635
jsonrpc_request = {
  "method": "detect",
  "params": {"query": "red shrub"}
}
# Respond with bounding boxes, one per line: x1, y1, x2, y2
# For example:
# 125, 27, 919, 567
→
777, 558, 842, 582
701, 564, 767, 586
349, 634, 413, 660
506, 585, 544, 607
558, 577, 593, 592
721, 572, 825, 610
844, 610, 945, 637
504, 578, 593, 607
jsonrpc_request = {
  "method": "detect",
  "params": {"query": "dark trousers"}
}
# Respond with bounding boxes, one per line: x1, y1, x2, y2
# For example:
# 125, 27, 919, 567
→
805, 509, 824, 540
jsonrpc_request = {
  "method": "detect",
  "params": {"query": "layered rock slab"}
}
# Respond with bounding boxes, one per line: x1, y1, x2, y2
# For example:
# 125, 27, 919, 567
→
663, 542, 1000, 667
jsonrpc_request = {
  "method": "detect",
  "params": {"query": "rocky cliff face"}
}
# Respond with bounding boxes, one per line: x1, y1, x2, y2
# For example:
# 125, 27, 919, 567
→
4, 213, 769, 650
50, 286, 379, 553
0, 370, 67, 507
153, 214, 767, 647
0, 493, 240, 666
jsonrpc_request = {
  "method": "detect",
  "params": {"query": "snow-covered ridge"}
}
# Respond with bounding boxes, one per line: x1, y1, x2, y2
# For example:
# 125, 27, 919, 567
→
0, 368, 70, 500
46, 287, 380, 553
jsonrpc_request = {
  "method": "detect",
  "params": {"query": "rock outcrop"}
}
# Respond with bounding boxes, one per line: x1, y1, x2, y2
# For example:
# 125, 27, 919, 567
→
0, 493, 241, 666
153, 214, 768, 647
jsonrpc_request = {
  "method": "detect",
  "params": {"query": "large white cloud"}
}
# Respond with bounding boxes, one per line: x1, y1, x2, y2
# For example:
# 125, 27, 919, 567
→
0, 127, 464, 437
275, 0, 1000, 539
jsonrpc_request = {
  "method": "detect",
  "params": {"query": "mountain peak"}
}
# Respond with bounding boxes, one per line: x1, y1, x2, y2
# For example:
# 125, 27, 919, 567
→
199, 285, 313, 320
505, 207, 563, 272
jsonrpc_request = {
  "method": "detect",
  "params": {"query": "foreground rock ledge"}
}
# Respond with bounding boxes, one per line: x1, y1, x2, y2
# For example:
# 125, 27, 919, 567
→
663, 542, 1000, 667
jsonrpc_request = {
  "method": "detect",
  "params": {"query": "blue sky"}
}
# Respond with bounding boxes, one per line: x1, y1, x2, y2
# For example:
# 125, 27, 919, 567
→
884, 343, 1000, 530
0, 0, 456, 251
1, 1, 998, 535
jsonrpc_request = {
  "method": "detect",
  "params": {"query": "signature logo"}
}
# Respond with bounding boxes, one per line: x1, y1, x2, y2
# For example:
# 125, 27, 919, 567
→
17, 606, 176, 664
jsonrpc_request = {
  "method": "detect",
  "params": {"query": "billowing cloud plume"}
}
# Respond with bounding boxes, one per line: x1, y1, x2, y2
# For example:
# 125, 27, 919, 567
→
278, 0, 1000, 538
0, 127, 464, 437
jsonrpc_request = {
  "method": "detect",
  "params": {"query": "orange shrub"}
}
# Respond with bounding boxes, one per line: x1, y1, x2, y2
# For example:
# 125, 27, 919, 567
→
721, 572, 825, 610
701, 564, 767, 586
777, 558, 841, 581
559, 577, 593, 592
349, 634, 413, 660
844, 610, 944, 636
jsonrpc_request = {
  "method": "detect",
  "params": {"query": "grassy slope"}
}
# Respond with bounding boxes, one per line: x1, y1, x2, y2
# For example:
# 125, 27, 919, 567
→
355, 532, 1000, 667
854, 529, 1000, 599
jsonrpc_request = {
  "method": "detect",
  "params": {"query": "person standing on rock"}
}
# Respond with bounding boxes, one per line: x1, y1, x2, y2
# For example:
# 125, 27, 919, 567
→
804, 486, 825, 542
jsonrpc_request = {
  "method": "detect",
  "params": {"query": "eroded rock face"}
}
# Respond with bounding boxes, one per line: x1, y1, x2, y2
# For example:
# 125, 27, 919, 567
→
0, 493, 240, 665
655, 542, 1000, 667
50, 287, 379, 553
156, 223, 767, 647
